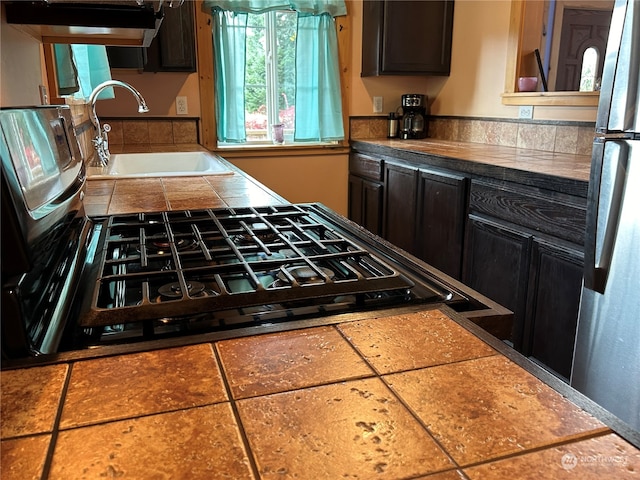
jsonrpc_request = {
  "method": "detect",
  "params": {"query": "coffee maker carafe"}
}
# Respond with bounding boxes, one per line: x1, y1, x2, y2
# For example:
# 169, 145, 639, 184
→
400, 94, 427, 140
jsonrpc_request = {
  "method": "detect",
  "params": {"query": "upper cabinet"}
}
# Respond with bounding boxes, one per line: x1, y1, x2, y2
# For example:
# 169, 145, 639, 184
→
361, 0, 455, 77
107, 1, 196, 72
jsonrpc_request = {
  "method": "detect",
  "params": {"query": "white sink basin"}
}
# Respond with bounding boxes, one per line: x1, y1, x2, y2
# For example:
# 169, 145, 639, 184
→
87, 151, 233, 179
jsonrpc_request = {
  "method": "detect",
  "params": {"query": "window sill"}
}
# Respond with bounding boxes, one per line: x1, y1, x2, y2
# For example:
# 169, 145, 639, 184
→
214, 143, 350, 158
501, 91, 599, 107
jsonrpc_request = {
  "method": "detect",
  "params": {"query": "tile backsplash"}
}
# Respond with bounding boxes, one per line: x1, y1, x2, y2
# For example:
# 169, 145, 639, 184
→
350, 116, 595, 156
70, 106, 199, 164
104, 118, 199, 146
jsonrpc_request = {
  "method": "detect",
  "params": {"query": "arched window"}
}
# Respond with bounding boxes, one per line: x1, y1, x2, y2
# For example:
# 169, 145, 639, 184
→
579, 47, 600, 91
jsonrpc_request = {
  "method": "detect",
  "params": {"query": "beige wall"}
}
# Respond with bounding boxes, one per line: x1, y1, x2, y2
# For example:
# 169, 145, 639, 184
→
349, 0, 597, 122
228, 154, 349, 215
0, 7, 45, 107
95, 70, 201, 118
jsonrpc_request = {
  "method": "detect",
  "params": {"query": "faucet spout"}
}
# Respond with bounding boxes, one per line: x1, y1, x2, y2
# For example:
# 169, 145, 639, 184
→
89, 80, 149, 167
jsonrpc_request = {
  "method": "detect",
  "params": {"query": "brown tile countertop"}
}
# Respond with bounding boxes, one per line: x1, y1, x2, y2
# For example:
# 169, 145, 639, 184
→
83, 146, 288, 216
351, 138, 592, 197
2, 308, 639, 479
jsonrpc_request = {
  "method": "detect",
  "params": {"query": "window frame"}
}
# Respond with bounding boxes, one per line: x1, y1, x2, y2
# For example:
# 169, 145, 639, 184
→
196, 1, 350, 152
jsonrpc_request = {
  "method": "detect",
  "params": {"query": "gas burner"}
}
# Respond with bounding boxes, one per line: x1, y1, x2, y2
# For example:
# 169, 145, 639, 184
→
157, 281, 209, 300
274, 265, 335, 286
233, 222, 279, 244
148, 238, 197, 254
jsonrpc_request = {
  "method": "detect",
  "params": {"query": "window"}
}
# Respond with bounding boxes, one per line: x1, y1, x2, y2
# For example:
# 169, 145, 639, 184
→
579, 46, 600, 92
244, 11, 297, 143
52, 44, 114, 100
208, 1, 346, 147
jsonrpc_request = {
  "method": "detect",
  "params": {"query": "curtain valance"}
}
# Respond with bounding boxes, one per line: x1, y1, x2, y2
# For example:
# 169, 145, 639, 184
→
202, 0, 346, 17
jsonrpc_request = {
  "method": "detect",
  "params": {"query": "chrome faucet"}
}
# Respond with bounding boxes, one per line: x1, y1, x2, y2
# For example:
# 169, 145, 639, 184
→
89, 80, 149, 167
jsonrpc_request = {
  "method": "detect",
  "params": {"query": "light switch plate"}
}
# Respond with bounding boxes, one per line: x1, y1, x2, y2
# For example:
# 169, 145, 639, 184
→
373, 96, 383, 113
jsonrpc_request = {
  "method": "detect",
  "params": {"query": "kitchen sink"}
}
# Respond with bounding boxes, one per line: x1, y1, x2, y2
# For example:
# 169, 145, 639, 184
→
87, 151, 234, 179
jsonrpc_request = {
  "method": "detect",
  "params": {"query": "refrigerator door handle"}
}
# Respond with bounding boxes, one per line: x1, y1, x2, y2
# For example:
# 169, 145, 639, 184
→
597, 0, 640, 134
585, 140, 629, 293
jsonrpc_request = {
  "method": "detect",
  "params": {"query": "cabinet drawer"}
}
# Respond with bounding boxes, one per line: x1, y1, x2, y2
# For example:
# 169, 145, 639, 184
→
349, 153, 383, 181
468, 180, 587, 245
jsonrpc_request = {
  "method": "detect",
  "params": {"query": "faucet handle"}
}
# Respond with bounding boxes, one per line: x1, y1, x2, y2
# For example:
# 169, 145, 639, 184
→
103, 123, 111, 133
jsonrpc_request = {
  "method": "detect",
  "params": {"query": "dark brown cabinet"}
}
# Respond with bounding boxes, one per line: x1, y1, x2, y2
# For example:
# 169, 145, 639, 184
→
383, 162, 418, 252
107, 2, 195, 72
350, 153, 468, 280
463, 179, 587, 380
524, 240, 583, 380
463, 214, 533, 350
348, 145, 587, 381
348, 154, 384, 236
416, 169, 467, 279
361, 0, 455, 76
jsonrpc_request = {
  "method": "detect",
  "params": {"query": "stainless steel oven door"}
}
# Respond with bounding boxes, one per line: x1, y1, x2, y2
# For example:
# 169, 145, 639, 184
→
1, 105, 87, 358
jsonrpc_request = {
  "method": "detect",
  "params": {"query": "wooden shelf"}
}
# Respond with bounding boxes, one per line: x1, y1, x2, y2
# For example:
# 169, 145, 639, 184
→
501, 91, 600, 107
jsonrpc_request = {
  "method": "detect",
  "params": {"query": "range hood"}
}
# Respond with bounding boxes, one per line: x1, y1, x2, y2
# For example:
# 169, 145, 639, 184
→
4, 1, 166, 47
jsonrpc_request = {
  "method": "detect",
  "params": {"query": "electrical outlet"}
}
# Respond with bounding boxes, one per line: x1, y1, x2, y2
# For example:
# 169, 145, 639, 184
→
518, 105, 533, 119
39, 85, 49, 105
373, 96, 383, 114
176, 96, 188, 115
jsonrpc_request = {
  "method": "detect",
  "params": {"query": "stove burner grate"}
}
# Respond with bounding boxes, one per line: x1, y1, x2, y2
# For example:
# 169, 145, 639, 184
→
81, 205, 451, 328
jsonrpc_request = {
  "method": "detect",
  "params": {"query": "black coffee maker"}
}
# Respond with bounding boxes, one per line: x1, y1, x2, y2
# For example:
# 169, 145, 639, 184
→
400, 94, 427, 139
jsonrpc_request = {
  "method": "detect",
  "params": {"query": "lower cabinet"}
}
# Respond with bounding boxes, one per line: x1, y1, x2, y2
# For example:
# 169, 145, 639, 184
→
348, 149, 587, 381
348, 174, 383, 235
462, 204, 585, 381
416, 169, 467, 279
463, 214, 584, 380
383, 162, 418, 253
462, 214, 532, 348
524, 239, 583, 380
348, 153, 384, 235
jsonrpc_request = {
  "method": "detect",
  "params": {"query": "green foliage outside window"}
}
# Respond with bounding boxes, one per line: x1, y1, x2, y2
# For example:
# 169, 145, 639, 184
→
244, 11, 297, 137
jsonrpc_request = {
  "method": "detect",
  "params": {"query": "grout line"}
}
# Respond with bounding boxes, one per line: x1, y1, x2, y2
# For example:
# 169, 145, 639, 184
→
332, 324, 466, 473
457, 428, 615, 471
39, 363, 75, 480
210, 342, 262, 480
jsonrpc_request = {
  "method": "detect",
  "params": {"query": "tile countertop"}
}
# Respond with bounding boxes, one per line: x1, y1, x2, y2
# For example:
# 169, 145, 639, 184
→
2, 308, 639, 479
4, 144, 638, 478
351, 138, 592, 197
82, 146, 289, 216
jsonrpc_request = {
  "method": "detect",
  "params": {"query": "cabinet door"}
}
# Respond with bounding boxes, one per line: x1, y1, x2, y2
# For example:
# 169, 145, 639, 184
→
362, 0, 455, 76
524, 240, 584, 380
146, 1, 196, 72
383, 162, 418, 253
348, 174, 364, 225
416, 169, 467, 279
348, 175, 383, 235
463, 214, 532, 348
362, 180, 383, 235
108, 3, 195, 72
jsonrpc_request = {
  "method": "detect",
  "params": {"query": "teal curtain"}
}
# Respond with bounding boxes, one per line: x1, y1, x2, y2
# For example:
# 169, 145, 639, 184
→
53, 45, 79, 96
294, 14, 344, 142
70, 45, 114, 100
205, 0, 346, 142
53, 44, 114, 100
212, 10, 248, 143
203, 0, 346, 16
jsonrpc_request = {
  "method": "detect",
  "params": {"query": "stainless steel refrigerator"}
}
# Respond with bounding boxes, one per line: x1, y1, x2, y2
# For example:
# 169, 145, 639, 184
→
570, 0, 640, 436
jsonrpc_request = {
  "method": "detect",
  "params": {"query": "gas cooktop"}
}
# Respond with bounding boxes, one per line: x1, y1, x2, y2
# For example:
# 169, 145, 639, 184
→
68, 204, 473, 348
